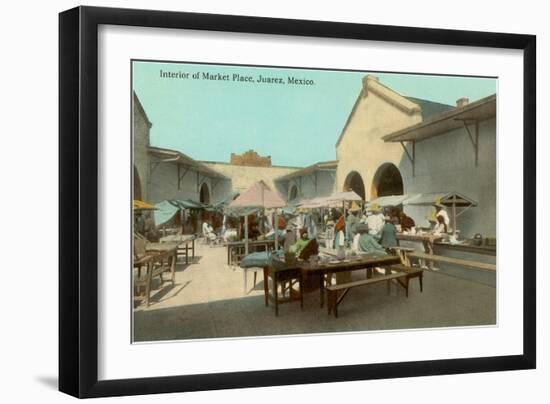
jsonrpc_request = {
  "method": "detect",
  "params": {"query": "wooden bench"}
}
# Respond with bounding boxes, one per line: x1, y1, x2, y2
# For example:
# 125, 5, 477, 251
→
407, 251, 496, 272
389, 264, 424, 297
326, 272, 407, 318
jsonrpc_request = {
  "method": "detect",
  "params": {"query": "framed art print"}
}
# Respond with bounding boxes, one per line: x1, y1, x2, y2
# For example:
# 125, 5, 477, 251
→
59, 6, 536, 398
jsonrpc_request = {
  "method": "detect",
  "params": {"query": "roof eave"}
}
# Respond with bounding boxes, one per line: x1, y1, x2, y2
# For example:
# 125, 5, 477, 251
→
274, 161, 338, 182
383, 94, 497, 143
148, 147, 229, 180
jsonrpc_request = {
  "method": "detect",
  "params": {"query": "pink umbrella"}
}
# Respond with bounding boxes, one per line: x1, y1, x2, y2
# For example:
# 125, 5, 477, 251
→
229, 180, 285, 209
228, 181, 285, 253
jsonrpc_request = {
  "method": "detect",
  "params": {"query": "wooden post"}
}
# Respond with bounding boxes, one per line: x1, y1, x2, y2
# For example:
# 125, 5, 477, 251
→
244, 214, 249, 255
452, 195, 457, 238
274, 210, 279, 251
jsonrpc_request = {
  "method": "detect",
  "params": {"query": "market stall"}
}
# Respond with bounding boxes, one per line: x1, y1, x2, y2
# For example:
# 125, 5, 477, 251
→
226, 180, 286, 254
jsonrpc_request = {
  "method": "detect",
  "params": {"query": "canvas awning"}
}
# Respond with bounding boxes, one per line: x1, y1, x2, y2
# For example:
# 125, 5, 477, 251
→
153, 200, 181, 227
403, 192, 477, 237
403, 192, 477, 207
369, 195, 410, 207
370, 192, 477, 208
325, 191, 362, 203
153, 199, 210, 227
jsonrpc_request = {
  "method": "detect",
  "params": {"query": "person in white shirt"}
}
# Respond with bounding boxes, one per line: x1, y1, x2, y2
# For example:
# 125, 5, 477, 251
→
365, 204, 385, 238
434, 202, 450, 232
202, 220, 216, 243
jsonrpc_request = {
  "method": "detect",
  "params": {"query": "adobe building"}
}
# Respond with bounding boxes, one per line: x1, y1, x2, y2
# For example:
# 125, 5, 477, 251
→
134, 93, 301, 204
202, 150, 299, 196
274, 161, 337, 202
335, 75, 496, 238
383, 94, 496, 238
135, 74, 496, 239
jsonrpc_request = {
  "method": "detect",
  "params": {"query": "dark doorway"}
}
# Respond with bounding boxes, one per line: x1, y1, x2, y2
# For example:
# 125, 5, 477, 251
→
199, 182, 210, 204
343, 171, 366, 200
371, 163, 404, 198
289, 184, 298, 201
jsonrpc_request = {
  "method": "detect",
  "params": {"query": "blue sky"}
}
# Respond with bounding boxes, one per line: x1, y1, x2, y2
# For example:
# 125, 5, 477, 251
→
133, 61, 496, 167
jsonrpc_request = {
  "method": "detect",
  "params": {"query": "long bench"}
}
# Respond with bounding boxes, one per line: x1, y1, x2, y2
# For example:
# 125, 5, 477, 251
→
407, 251, 496, 272
326, 272, 407, 318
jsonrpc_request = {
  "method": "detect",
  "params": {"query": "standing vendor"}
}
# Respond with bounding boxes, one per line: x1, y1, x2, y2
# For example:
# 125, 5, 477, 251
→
434, 200, 450, 232
345, 202, 361, 245
334, 215, 346, 254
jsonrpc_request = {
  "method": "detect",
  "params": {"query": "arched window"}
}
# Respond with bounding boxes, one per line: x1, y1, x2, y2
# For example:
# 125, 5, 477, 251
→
371, 163, 404, 199
289, 184, 298, 201
343, 171, 366, 200
199, 182, 210, 204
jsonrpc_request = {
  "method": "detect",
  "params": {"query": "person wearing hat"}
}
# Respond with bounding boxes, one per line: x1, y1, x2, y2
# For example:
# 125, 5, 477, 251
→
365, 203, 384, 239
379, 215, 398, 248
345, 202, 361, 245
291, 228, 310, 256
354, 222, 387, 256
434, 200, 450, 229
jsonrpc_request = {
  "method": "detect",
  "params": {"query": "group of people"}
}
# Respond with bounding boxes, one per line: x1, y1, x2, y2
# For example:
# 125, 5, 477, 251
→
199, 199, 451, 254
323, 200, 451, 256
344, 203, 396, 255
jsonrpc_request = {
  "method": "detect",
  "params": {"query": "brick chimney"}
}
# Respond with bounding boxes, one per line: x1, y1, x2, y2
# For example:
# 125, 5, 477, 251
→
456, 97, 469, 108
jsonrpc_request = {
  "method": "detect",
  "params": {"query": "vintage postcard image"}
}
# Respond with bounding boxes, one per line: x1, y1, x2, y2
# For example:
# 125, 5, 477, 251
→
132, 60, 496, 342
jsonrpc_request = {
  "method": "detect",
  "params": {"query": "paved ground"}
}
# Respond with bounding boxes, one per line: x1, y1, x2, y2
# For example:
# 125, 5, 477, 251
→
133, 243, 496, 342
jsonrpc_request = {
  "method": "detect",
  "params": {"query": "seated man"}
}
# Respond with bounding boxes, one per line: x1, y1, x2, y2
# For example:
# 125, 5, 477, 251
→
379, 215, 398, 248
291, 228, 310, 256
290, 229, 319, 260
202, 221, 217, 243
355, 226, 387, 256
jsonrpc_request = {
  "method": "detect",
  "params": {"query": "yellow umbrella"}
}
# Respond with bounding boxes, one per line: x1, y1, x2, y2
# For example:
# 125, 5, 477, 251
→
133, 200, 156, 210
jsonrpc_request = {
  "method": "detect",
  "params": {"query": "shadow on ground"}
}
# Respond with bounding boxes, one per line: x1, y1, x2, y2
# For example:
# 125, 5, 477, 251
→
133, 271, 496, 342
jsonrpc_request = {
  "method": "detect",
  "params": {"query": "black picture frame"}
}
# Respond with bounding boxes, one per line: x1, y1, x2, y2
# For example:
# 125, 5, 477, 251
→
59, 6, 536, 398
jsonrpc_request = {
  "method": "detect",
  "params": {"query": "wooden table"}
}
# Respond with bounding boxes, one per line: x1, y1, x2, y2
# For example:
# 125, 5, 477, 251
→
226, 239, 275, 265
396, 233, 446, 269
263, 260, 304, 316
159, 235, 196, 264
301, 255, 402, 308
